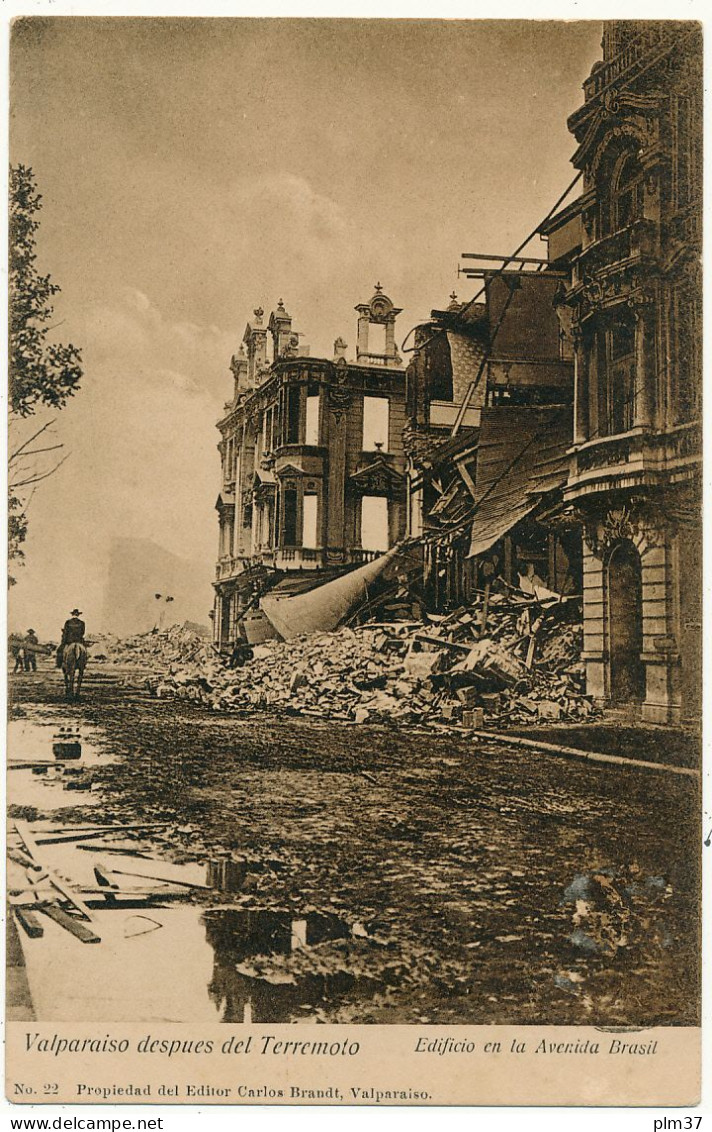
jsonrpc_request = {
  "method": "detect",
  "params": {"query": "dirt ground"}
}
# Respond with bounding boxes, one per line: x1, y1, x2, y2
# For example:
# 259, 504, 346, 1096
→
8, 662, 701, 1027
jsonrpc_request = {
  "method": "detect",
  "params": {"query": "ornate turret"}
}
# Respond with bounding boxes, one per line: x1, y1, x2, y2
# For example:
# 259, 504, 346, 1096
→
333, 336, 348, 362
243, 307, 268, 382
229, 344, 250, 401
354, 283, 403, 368
268, 299, 294, 359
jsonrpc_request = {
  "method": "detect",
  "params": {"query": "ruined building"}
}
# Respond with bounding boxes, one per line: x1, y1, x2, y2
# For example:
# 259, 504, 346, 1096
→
213, 287, 407, 649
405, 265, 578, 612
550, 21, 702, 722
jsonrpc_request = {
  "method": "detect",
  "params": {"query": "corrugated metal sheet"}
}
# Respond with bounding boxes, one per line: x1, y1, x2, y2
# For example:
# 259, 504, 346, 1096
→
467, 406, 571, 558
260, 545, 421, 640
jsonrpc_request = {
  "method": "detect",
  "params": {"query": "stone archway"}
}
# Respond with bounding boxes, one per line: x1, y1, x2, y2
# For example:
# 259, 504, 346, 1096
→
607, 540, 645, 704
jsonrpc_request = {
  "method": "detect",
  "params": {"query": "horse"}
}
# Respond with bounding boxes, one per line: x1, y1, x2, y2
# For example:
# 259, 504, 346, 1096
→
62, 642, 88, 701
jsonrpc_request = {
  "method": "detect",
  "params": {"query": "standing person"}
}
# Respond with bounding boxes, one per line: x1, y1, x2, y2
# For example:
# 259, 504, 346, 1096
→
11, 639, 25, 673
23, 629, 39, 672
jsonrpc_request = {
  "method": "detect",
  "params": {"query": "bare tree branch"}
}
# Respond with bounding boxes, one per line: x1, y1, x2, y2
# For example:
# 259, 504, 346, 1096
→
9, 452, 70, 489
9, 418, 57, 462
11, 443, 65, 459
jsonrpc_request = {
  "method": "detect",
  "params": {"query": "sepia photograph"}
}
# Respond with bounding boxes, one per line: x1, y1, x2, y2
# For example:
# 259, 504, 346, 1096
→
5, 13, 703, 1108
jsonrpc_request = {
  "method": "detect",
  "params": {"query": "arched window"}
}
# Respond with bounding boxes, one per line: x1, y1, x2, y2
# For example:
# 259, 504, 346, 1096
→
613, 151, 644, 231
599, 144, 644, 237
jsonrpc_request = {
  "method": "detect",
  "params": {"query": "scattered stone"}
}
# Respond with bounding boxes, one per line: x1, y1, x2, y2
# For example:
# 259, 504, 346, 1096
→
98, 587, 596, 734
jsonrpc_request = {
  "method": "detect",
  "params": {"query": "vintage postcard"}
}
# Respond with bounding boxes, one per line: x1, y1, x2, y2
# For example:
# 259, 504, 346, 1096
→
5, 14, 703, 1111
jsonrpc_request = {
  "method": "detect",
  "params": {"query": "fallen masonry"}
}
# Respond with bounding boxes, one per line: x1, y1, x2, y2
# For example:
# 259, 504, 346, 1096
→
98, 588, 596, 732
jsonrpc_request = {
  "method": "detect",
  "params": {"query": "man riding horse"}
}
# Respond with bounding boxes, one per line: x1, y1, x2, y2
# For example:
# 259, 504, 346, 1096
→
58, 608, 88, 700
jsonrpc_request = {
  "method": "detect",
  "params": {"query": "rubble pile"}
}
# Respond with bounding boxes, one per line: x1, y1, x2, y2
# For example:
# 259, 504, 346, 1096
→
99, 624, 214, 669
128, 591, 595, 731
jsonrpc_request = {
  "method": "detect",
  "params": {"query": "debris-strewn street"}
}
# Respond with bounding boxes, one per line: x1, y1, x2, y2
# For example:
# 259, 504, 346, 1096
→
9, 660, 699, 1027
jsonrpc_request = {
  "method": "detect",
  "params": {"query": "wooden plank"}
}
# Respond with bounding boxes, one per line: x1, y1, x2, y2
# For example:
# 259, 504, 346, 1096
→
479, 581, 491, 639
7, 761, 58, 770
34, 823, 170, 846
104, 866, 210, 891
22, 866, 49, 905
93, 864, 119, 889
414, 634, 472, 653
31, 821, 170, 833
12, 886, 182, 902
14, 908, 45, 939
460, 251, 552, 265
13, 821, 96, 923
35, 831, 130, 847
41, 905, 101, 944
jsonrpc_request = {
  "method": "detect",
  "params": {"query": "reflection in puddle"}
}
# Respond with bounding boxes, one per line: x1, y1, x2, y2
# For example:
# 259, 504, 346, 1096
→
18, 903, 373, 1024
203, 908, 354, 1023
17, 903, 374, 1023
8, 717, 112, 812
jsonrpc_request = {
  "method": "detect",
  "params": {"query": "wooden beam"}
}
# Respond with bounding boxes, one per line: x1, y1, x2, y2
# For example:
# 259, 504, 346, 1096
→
461, 252, 552, 265
103, 866, 210, 891
14, 908, 44, 939
30, 822, 170, 834
14, 821, 96, 923
460, 268, 568, 279
41, 906, 101, 944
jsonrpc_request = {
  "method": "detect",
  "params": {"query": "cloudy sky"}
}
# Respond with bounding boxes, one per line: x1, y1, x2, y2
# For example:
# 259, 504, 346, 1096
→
9, 17, 602, 636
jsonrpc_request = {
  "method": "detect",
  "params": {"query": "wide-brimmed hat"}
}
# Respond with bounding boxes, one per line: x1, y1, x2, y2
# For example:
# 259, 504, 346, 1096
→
70, 609, 82, 616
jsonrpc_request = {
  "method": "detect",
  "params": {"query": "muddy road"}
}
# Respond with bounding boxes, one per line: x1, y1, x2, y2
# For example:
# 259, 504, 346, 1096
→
8, 662, 699, 1027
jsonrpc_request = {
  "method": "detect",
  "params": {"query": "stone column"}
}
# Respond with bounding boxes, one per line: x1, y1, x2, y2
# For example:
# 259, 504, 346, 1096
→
581, 533, 608, 703
326, 400, 348, 558
572, 324, 588, 445
587, 329, 600, 439
357, 316, 370, 358
385, 318, 396, 358
630, 292, 655, 429
638, 527, 678, 724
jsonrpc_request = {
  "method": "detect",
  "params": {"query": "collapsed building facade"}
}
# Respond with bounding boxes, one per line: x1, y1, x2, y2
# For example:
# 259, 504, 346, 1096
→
404, 267, 578, 613
548, 21, 702, 724
210, 21, 700, 727
403, 20, 701, 725
213, 287, 407, 649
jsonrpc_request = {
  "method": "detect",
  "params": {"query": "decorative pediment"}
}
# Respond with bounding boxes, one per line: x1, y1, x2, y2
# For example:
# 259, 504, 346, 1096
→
252, 470, 276, 499
215, 493, 235, 513
274, 463, 304, 479
355, 283, 403, 324
350, 458, 405, 496
574, 107, 653, 176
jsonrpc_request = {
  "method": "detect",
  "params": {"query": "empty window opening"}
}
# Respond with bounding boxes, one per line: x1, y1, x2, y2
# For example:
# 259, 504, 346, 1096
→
286, 387, 301, 444
283, 488, 298, 545
305, 395, 320, 446
597, 315, 636, 436
367, 322, 387, 356
361, 496, 389, 553
615, 154, 643, 230
263, 406, 277, 453
428, 333, 454, 401
302, 494, 318, 549
363, 397, 390, 452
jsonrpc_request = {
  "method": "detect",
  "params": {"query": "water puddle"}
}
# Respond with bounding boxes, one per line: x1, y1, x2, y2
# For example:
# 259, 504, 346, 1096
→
17, 904, 371, 1024
204, 908, 355, 1023
7, 717, 113, 812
